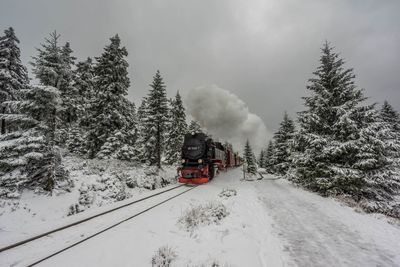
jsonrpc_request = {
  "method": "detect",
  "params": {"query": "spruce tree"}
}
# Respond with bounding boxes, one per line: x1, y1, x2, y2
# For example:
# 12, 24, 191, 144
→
380, 101, 400, 168
73, 57, 95, 126
66, 125, 86, 155
165, 91, 187, 164
293, 42, 377, 196
143, 70, 169, 167
258, 149, 266, 168
0, 27, 29, 135
243, 139, 257, 175
264, 140, 275, 173
86, 34, 133, 158
272, 112, 295, 175
31, 31, 77, 144
380, 101, 400, 134
0, 85, 69, 197
355, 107, 400, 205
136, 97, 149, 162
97, 99, 137, 160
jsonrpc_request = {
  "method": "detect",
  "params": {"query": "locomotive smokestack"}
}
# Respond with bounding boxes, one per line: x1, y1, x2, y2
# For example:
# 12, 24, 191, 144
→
184, 85, 271, 153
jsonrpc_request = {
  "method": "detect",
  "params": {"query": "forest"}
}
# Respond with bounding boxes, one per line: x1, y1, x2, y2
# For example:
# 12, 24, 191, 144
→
1, 27, 399, 218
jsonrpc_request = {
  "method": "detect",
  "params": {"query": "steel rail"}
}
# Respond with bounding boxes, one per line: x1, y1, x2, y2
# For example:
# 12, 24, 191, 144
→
27, 185, 198, 267
0, 184, 185, 253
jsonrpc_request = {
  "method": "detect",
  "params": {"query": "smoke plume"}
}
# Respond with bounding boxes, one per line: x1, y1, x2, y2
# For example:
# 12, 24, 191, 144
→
184, 85, 271, 153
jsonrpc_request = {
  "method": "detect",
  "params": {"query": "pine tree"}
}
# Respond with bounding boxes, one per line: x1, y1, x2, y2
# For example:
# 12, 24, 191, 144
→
136, 97, 149, 162
293, 42, 379, 197
0, 85, 69, 197
31, 31, 77, 144
96, 99, 137, 161
73, 57, 95, 126
355, 107, 400, 205
258, 149, 266, 168
66, 125, 86, 155
380, 101, 400, 134
379, 101, 400, 172
86, 34, 133, 158
97, 131, 123, 159
243, 139, 257, 175
0, 27, 29, 135
59, 41, 78, 124
143, 70, 169, 167
165, 91, 187, 164
272, 112, 295, 175
264, 140, 275, 173
24, 86, 69, 192
188, 120, 202, 133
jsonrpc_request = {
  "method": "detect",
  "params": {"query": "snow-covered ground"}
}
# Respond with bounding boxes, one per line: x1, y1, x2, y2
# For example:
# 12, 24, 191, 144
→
1, 168, 400, 267
0, 155, 178, 246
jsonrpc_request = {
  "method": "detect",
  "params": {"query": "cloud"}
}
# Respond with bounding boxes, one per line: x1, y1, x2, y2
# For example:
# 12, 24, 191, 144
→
184, 85, 271, 153
1, 0, 399, 133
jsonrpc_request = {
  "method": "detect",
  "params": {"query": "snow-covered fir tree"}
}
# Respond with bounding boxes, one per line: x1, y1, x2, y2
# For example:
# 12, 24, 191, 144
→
379, 101, 400, 169
165, 91, 187, 164
0, 85, 69, 197
380, 101, 400, 134
86, 34, 134, 159
188, 120, 202, 133
355, 107, 400, 209
264, 140, 275, 173
66, 125, 86, 155
115, 98, 137, 160
0, 27, 29, 135
258, 149, 266, 168
292, 42, 399, 203
243, 139, 257, 175
59, 42, 78, 124
31, 31, 78, 144
136, 97, 149, 162
97, 131, 124, 159
73, 57, 95, 126
64, 57, 95, 155
142, 70, 169, 167
23, 86, 69, 192
272, 111, 295, 175
97, 99, 137, 161
293, 42, 367, 194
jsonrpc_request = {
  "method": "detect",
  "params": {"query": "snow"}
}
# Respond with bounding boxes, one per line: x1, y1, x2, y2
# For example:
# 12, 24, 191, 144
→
1, 168, 400, 266
0, 155, 178, 246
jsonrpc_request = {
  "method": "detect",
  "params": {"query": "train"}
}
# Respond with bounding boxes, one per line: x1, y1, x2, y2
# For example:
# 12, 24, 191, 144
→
178, 132, 242, 184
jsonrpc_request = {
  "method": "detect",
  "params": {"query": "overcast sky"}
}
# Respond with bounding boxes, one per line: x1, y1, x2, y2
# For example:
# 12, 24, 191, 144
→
1, 0, 399, 137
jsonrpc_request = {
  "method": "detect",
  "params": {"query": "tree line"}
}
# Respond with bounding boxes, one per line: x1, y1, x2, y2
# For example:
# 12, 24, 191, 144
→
0, 27, 200, 198
257, 42, 400, 217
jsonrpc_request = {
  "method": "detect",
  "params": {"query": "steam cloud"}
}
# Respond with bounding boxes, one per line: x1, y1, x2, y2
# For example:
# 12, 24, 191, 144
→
184, 85, 271, 153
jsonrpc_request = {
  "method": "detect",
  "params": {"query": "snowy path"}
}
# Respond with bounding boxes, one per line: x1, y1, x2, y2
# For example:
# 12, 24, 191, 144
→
257, 179, 400, 267
1, 169, 400, 266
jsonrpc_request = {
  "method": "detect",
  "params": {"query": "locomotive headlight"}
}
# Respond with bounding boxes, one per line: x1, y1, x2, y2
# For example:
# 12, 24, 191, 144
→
181, 159, 186, 163
198, 159, 203, 163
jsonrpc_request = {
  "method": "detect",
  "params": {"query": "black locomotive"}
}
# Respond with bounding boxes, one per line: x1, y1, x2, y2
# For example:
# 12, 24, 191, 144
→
178, 132, 240, 184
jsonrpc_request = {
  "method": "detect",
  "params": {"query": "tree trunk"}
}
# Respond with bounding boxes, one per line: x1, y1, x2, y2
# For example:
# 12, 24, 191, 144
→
46, 107, 57, 193
157, 122, 161, 168
1, 106, 6, 135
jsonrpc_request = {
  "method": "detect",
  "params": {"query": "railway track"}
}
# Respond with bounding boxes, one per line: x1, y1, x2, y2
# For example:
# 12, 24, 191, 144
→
0, 184, 198, 267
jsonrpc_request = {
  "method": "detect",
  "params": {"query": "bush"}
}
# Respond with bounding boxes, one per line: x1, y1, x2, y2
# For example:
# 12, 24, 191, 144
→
151, 246, 177, 267
178, 202, 229, 232
218, 188, 237, 198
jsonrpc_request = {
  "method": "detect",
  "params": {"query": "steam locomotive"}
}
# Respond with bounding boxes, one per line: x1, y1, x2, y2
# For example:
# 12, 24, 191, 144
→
178, 132, 242, 184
